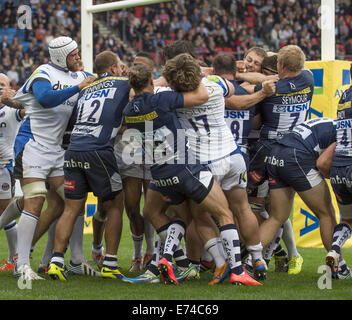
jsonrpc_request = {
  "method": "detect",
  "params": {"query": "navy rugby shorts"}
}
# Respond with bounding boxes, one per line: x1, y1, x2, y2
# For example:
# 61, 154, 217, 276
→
267, 143, 323, 192
64, 149, 122, 201
149, 164, 214, 205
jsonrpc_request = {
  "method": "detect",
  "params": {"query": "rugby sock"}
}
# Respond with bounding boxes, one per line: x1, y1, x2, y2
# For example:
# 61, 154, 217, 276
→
174, 243, 190, 268
219, 224, 243, 275
51, 252, 65, 268
331, 223, 352, 254
16, 211, 39, 267
40, 220, 57, 266
273, 244, 288, 257
147, 234, 163, 276
156, 222, 171, 243
339, 259, 348, 273
204, 238, 226, 269
263, 225, 283, 262
189, 259, 201, 272
103, 254, 118, 269
131, 233, 144, 259
247, 242, 264, 262
69, 212, 85, 264
163, 221, 186, 262
4, 220, 17, 262
92, 241, 104, 255
282, 218, 299, 258
0, 199, 22, 230
144, 217, 155, 255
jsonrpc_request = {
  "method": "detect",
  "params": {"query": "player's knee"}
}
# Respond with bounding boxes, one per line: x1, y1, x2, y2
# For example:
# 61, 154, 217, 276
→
93, 210, 107, 223
22, 181, 47, 200
56, 184, 65, 201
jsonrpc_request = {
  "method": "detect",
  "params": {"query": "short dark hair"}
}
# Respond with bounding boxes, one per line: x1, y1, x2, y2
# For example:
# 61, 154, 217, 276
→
261, 55, 278, 74
95, 51, 118, 75
135, 51, 154, 62
162, 40, 197, 61
128, 64, 152, 92
212, 54, 237, 76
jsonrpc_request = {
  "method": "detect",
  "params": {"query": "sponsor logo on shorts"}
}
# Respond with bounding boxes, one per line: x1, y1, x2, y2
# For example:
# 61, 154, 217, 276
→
64, 159, 91, 169
154, 176, 180, 187
64, 180, 75, 191
330, 175, 352, 188
249, 170, 263, 184
2, 183, 9, 191
264, 155, 285, 167
268, 177, 277, 185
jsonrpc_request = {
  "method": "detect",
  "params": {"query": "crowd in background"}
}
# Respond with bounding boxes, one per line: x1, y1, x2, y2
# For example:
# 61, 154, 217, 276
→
0, 0, 351, 89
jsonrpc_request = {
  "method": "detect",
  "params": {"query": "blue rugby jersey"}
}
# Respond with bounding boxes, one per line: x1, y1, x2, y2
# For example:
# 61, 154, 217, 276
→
123, 91, 195, 179
256, 70, 314, 141
224, 80, 258, 153
332, 86, 352, 166
68, 74, 130, 151
276, 117, 336, 158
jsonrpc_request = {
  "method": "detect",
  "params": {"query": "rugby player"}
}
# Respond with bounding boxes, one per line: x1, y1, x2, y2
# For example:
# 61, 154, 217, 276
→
10, 36, 94, 280
115, 52, 155, 272
318, 66, 352, 279
48, 51, 130, 281
0, 74, 25, 271
123, 57, 261, 286
266, 118, 338, 271
247, 45, 314, 276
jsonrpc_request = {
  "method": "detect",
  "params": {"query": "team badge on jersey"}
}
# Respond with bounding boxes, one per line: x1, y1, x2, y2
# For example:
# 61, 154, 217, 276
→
71, 72, 78, 79
2, 183, 9, 191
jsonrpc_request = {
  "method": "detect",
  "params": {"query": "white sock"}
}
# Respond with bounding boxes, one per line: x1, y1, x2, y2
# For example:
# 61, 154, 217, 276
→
163, 221, 185, 260
4, 220, 17, 261
219, 224, 243, 275
17, 211, 39, 267
40, 219, 57, 266
69, 213, 85, 264
144, 217, 155, 255
247, 243, 264, 262
0, 199, 22, 230
282, 219, 298, 258
103, 254, 118, 268
204, 237, 226, 268
264, 225, 283, 261
131, 233, 143, 259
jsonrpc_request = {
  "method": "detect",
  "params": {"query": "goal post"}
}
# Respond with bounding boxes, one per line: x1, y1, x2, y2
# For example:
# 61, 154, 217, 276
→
81, 0, 173, 73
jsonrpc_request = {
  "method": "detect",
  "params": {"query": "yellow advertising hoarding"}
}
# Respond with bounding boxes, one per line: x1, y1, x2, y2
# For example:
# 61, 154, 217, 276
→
293, 60, 352, 248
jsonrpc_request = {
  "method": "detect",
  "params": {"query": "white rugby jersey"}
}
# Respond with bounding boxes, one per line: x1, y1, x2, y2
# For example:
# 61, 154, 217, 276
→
13, 63, 87, 149
0, 105, 23, 167
176, 76, 238, 162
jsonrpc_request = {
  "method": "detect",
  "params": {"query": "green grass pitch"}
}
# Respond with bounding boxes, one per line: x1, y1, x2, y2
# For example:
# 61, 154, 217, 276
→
0, 212, 351, 302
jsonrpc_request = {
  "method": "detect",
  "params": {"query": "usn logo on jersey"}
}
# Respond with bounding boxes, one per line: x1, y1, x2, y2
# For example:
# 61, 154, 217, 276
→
273, 102, 310, 113
224, 110, 250, 120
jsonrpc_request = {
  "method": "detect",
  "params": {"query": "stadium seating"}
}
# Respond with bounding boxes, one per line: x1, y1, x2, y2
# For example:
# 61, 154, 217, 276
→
0, 0, 351, 89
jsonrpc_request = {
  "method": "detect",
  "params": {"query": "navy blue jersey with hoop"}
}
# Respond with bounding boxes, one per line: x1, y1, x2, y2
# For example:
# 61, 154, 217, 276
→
224, 80, 257, 151
69, 74, 130, 151
256, 70, 314, 141
277, 117, 336, 158
332, 86, 352, 166
123, 91, 194, 179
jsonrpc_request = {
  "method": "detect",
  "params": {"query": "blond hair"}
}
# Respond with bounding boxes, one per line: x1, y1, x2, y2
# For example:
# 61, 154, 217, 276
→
278, 45, 305, 73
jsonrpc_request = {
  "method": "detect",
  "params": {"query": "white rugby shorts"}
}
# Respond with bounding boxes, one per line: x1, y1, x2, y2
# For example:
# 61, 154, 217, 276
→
15, 139, 64, 179
207, 152, 247, 191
